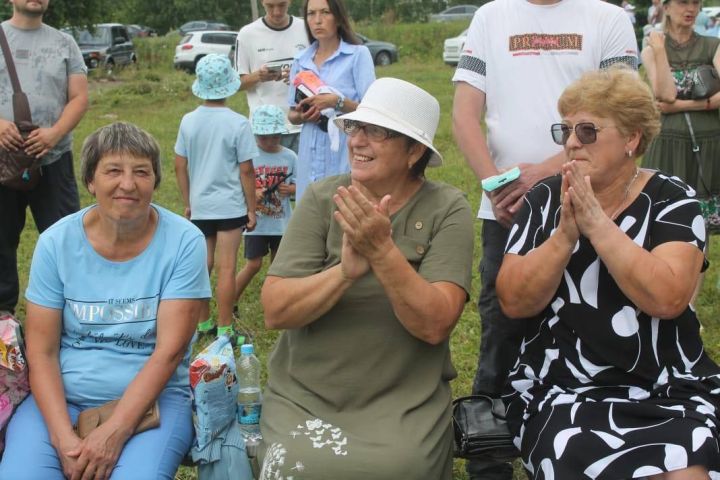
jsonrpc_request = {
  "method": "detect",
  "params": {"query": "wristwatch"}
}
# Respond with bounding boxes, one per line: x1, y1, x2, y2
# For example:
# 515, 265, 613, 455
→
335, 95, 345, 112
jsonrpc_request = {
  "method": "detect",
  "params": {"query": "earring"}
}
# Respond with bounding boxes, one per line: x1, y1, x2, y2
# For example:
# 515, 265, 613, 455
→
626, 150, 633, 158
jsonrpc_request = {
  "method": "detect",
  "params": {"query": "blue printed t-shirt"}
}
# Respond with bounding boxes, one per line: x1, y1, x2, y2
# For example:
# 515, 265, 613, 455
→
246, 146, 296, 237
25, 204, 211, 407
175, 106, 259, 220
288, 39, 375, 201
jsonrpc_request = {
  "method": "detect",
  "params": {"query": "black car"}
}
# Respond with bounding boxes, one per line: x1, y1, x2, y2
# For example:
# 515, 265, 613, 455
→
179, 21, 231, 36
68, 24, 136, 69
357, 34, 398, 66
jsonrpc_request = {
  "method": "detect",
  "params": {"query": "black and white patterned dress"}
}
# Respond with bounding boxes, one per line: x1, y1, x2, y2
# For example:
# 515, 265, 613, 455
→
503, 172, 720, 479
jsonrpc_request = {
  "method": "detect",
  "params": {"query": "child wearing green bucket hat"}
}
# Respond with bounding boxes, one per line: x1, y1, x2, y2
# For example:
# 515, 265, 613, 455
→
234, 105, 296, 319
174, 54, 259, 342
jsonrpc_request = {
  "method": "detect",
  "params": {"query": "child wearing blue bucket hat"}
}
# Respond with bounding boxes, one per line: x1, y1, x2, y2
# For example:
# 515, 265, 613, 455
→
233, 105, 296, 320
174, 54, 259, 341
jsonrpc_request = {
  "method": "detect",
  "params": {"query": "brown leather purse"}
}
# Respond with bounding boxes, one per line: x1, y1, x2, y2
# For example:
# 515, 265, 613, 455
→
74, 400, 160, 439
0, 25, 41, 191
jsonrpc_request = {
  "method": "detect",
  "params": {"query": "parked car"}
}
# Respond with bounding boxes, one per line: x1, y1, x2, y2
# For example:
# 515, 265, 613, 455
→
429, 4, 478, 22
178, 21, 231, 36
443, 29, 468, 65
126, 24, 157, 38
357, 34, 398, 66
66, 23, 136, 70
174, 30, 238, 72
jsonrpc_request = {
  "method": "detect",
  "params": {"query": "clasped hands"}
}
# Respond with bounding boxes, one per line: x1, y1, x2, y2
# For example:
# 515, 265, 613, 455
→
0, 118, 59, 158
557, 161, 612, 247
57, 420, 131, 480
333, 185, 394, 281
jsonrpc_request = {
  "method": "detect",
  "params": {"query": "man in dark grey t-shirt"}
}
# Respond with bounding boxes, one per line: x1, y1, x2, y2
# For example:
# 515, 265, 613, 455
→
0, 0, 88, 314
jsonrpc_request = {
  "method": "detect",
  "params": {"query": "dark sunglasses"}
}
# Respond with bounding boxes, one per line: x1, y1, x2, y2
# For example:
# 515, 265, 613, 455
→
550, 122, 616, 146
342, 120, 401, 142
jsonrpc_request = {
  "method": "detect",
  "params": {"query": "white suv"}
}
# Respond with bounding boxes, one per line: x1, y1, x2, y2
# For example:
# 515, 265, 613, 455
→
174, 30, 238, 72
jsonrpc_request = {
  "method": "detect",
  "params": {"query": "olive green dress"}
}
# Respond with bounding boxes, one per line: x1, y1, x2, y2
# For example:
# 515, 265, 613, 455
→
643, 33, 720, 196
258, 175, 474, 480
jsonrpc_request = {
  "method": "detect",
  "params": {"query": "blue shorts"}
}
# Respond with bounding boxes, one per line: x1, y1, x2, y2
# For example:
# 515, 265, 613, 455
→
0, 389, 194, 479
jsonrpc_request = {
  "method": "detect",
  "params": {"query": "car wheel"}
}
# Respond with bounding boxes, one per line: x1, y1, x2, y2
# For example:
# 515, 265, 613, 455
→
375, 51, 392, 66
193, 55, 206, 73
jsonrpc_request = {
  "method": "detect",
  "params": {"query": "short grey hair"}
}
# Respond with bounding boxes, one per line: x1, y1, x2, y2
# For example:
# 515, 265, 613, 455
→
80, 122, 162, 189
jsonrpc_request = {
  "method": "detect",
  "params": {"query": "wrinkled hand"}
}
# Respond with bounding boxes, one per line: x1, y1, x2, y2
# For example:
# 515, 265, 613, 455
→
66, 422, 130, 480
245, 212, 257, 232
563, 161, 609, 239
258, 65, 281, 83
647, 30, 666, 51
333, 185, 394, 263
0, 119, 23, 151
24, 127, 61, 158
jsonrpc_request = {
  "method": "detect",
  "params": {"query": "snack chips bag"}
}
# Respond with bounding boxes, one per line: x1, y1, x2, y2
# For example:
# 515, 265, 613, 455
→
0, 312, 29, 454
190, 336, 239, 450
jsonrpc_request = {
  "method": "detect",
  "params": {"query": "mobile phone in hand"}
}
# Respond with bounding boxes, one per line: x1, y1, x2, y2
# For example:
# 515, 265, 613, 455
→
482, 167, 521, 192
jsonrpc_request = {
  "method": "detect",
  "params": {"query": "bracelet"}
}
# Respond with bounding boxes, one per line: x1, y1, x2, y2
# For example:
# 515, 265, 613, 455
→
335, 95, 345, 112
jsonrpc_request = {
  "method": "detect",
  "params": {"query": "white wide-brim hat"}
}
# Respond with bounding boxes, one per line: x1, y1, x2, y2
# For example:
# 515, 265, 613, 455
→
333, 77, 443, 167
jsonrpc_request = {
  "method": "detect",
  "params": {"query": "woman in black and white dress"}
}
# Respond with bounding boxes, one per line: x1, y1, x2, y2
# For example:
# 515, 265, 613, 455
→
498, 67, 720, 479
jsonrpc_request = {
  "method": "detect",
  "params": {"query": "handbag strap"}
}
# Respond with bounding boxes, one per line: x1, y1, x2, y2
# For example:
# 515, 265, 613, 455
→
683, 112, 712, 196
0, 24, 32, 124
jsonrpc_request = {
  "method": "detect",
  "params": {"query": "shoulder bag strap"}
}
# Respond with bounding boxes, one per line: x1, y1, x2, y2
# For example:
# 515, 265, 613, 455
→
0, 24, 32, 124
683, 112, 712, 196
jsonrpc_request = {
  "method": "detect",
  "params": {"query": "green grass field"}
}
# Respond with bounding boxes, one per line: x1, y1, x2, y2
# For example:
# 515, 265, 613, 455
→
12, 30, 720, 479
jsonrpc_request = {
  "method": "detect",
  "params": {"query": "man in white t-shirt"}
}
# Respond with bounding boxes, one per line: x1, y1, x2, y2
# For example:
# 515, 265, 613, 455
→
235, 0, 308, 153
451, 0, 637, 477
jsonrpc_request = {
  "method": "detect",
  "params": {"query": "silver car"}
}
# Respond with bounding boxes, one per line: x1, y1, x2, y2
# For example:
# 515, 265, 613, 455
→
429, 5, 478, 23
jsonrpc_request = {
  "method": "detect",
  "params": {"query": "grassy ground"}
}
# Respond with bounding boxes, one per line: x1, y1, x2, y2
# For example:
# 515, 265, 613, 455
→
12, 31, 720, 480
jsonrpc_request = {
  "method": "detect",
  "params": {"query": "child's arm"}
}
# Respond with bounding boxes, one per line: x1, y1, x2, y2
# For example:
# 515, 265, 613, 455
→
240, 159, 256, 232
174, 155, 191, 219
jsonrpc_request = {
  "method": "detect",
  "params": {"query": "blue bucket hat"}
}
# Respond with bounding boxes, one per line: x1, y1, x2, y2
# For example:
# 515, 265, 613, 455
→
251, 105, 288, 135
192, 54, 241, 100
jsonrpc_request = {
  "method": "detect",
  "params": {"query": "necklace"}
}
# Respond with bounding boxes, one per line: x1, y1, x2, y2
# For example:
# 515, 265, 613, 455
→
611, 167, 640, 220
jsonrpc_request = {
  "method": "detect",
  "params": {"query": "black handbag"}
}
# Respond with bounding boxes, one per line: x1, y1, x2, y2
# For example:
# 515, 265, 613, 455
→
0, 25, 41, 191
691, 65, 720, 100
452, 394, 519, 462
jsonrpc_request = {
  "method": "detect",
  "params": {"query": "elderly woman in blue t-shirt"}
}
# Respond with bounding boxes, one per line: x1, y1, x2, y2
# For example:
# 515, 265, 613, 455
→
0, 122, 211, 480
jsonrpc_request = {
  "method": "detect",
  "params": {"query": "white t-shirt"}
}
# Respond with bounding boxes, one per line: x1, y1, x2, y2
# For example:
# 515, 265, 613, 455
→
235, 17, 308, 134
452, 0, 638, 219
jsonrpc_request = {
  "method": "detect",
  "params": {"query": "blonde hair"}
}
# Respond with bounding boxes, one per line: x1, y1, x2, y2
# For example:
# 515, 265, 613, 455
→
557, 66, 661, 156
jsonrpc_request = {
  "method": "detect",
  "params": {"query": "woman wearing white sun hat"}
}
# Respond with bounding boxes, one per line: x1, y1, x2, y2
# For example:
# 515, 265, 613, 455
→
257, 78, 474, 479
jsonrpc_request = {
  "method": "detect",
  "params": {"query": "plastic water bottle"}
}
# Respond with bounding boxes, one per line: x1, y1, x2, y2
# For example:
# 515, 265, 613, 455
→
236, 344, 262, 441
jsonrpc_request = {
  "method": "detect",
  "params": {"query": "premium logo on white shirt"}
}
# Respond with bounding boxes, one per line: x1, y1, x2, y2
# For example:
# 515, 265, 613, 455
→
509, 34, 583, 55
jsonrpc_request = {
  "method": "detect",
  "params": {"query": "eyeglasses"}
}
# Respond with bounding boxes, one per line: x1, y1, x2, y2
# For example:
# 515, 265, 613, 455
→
550, 122, 617, 146
342, 120, 402, 142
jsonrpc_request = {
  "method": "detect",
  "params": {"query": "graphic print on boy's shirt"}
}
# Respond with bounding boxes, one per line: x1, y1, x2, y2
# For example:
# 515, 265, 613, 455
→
256, 165, 291, 219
